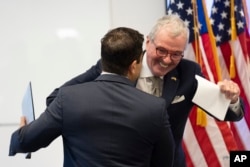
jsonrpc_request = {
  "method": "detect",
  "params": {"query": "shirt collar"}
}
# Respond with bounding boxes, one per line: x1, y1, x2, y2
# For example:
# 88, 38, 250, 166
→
139, 54, 154, 78
101, 71, 117, 75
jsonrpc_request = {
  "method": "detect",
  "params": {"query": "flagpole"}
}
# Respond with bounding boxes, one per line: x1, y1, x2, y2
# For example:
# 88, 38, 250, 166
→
192, 0, 207, 127
230, 0, 236, 78
201, 0, 222, 82
192, 0, 201, 64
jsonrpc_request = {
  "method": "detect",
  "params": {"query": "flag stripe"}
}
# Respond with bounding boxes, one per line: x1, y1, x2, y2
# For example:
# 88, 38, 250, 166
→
189, 107, 221, 166
183, 119, 207, 167
215, 121, 238, 151
233, 120, 250, 150
182, 142, 195, 167
230, 122, 247, 150
205, 117, 231, 166
200, 34, 218, 82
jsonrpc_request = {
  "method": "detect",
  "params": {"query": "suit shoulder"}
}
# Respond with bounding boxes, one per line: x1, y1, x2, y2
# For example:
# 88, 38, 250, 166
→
177, 59, 201, 74
179, 58, 199, 67
59, 81, 94, 94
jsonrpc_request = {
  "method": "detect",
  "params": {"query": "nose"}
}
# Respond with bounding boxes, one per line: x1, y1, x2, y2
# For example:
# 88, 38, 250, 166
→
162, 54, 172, 63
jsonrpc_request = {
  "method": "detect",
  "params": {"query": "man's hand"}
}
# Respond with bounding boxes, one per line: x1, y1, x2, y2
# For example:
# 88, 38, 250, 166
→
217, 79, 240, 104
20, 116, 27, 127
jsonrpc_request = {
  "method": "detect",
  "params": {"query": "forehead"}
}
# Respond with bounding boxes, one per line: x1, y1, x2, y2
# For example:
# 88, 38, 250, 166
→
154, 29, 187, 51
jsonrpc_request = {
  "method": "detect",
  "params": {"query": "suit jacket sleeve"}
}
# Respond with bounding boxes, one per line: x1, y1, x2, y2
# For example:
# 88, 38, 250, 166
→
150, 103, 175, 167
224, 98, 245, 121
46, 60, 102, 106
9, 93, 63, 156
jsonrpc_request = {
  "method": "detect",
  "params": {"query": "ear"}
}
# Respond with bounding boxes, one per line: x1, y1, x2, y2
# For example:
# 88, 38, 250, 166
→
146, 36, 150, 44
127, 60, 137, 80
145, 36, 150, 48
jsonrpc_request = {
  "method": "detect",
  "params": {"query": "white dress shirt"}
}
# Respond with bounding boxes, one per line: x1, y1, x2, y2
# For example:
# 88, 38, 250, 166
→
136, 56, 163, 97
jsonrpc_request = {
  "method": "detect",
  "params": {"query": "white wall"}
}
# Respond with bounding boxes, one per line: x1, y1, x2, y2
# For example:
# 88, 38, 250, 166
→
0, 0, 165, 166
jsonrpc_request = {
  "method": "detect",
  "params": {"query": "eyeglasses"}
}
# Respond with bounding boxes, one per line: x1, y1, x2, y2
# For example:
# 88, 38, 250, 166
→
152, 40, 183, 61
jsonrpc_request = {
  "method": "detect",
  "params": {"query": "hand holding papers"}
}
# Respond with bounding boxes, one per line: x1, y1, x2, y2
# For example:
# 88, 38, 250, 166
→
192, 75, 231, 121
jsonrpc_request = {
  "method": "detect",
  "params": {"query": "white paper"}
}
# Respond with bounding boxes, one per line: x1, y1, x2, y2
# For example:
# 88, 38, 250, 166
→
192, 75, 230, 120
22, 82, 35, 124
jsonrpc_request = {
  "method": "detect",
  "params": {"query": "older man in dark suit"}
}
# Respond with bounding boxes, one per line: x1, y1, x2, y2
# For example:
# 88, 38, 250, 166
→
9, 27, 175, 167
46, 15, 245, 167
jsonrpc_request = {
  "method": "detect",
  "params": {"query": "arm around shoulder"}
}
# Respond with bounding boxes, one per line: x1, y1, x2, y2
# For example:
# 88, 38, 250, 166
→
46, 60, 102, 106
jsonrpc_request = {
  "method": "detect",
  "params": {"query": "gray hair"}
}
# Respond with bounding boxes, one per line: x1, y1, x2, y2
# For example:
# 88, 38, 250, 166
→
148, 14, 190, 46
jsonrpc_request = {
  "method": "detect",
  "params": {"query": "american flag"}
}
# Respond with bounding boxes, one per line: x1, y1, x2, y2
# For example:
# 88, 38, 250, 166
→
167, 0, 250, 166
210, 0, 250, 151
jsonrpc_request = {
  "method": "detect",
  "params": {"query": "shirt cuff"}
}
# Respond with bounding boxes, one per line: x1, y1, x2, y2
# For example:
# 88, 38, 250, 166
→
229, 98, 241, 114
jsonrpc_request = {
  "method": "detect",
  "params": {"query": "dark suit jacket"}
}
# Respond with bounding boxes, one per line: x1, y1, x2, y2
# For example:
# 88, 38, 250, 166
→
46, 59, 244, 167
9, 74, 175, 167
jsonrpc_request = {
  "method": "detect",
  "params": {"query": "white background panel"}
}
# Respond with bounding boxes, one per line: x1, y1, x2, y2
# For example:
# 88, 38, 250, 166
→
0, 0, 165, 166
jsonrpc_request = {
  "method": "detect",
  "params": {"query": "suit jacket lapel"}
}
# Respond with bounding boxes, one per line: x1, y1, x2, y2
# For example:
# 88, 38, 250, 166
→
162, 69, 179, 106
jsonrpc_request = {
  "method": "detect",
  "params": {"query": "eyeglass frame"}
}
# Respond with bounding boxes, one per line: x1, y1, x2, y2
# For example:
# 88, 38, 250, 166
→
151, 40, 184, 61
